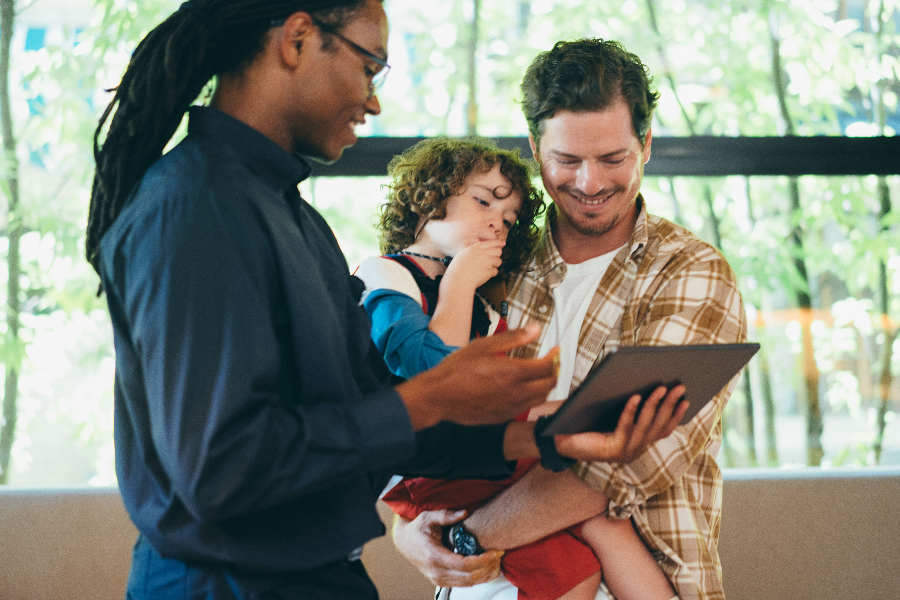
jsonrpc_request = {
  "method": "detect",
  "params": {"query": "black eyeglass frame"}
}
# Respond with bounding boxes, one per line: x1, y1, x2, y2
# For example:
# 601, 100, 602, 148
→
270, 18, 391, 97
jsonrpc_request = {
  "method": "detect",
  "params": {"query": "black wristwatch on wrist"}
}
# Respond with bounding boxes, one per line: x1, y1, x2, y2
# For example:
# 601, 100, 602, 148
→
444, 522, 483, 556
534, 415, 577, 472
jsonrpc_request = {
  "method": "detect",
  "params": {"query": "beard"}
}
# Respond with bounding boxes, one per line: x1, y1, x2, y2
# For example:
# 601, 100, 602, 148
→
553, 185, 626, 238
564, 212, 620, 237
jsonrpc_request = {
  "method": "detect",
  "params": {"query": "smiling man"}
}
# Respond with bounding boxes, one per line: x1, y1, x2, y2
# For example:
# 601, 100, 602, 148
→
534, 103, 650, 261
393, 39, 747, 600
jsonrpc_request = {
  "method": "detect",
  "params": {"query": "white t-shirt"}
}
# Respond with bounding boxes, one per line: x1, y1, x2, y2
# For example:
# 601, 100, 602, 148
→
538, 247, 620, 402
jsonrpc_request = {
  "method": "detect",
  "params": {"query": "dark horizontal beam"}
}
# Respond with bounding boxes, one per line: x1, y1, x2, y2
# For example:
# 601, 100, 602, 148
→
646, 136, 900, 176
308, 136, 900, 177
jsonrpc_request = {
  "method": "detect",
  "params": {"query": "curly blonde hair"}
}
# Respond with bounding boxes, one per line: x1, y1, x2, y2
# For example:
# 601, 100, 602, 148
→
377, 137, 545, 276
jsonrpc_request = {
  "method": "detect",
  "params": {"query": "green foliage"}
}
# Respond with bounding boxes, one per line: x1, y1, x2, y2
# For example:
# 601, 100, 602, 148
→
3, 0, 900, 483
0, 1, 182, 484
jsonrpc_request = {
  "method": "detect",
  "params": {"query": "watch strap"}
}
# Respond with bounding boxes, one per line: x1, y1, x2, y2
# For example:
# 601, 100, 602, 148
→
534, 415, 576, 472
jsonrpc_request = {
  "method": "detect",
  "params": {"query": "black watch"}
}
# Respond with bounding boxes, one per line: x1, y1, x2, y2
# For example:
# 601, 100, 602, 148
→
445, 522, 483, 556
534, 415, 577, 472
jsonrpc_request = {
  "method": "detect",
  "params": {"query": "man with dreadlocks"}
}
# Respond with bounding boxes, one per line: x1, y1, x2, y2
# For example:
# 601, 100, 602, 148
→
87, 1, 687, 598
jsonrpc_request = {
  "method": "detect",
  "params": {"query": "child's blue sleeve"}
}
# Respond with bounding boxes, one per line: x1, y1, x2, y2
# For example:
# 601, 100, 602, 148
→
363, 288, 459, 379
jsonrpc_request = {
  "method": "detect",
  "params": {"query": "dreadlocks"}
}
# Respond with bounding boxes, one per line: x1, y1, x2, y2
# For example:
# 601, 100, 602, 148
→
86, 0, 372, 275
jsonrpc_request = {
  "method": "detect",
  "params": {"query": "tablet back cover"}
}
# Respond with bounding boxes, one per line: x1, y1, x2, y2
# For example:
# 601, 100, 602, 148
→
540, 343, 760, 436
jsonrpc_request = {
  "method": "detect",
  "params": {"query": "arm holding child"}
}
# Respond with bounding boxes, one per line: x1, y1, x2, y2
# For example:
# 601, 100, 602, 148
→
393, 225, 746, 600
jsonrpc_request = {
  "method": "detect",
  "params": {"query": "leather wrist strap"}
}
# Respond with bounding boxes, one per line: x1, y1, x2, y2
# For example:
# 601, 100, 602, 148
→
534, 416, 576, 472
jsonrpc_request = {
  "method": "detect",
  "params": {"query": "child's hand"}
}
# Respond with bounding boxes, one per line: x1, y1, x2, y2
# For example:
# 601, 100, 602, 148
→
444, 240, 505, 291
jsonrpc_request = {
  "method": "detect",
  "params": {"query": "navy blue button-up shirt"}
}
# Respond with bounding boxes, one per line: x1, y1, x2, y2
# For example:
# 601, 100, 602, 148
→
99, 107, 511, 573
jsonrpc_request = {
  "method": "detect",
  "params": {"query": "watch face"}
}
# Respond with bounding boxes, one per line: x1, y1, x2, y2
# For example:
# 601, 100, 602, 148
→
454, 529, 479, 557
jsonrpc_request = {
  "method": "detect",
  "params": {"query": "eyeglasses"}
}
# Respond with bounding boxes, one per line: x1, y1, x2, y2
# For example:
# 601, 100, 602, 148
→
270, 18, 391, 98
314, 20, 390, 98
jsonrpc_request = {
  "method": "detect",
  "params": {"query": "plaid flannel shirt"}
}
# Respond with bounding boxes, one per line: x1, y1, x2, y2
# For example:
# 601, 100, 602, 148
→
506, 199, 747, 600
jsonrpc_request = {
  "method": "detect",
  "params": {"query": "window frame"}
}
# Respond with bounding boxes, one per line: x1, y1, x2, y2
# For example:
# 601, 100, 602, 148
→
309, 136, 900, 177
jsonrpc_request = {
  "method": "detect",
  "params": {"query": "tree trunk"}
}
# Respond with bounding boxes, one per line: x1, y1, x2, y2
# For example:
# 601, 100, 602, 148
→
796, 280, 824, 467
720, 429, 738, 468
768, 8, 824, 466
0, 0, 21, 485
872, 176, 894, 465
870, 0, 896, 465
466, 0, 479, 136
702, 185, 723, 249
741, 373, 759, 466
874, 328, 898, 463
745, 177, 780, 464
759, 350, 780, 465
645, 0, 698, 136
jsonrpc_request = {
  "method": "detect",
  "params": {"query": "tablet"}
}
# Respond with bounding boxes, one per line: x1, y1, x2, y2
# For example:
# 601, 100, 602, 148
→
538, 343, 760, 436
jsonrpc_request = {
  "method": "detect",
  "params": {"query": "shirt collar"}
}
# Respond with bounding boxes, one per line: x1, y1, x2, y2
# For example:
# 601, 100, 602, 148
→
187, 106, 312, 192
629, 196, 649, 260
530, 195, 649, 279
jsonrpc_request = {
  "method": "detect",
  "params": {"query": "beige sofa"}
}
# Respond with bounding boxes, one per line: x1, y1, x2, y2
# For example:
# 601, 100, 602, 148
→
1, 468, 897, 600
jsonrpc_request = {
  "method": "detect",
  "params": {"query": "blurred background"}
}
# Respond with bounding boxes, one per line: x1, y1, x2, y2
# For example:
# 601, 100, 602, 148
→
0, 0, 897, 486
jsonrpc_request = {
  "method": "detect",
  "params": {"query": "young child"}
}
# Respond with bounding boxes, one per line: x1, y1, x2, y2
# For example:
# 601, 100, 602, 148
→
355, 137, 676, 600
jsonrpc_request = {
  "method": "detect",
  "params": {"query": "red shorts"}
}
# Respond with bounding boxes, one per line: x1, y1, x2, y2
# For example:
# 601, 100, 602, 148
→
382, 459, 600, 600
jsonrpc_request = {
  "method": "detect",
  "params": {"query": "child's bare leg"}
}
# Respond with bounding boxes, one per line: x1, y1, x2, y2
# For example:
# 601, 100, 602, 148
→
555, 570, 601, 600
581, 514, 676, 600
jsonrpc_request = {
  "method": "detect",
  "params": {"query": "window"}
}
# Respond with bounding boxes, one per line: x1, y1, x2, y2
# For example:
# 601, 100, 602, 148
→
1, 0, 897, 486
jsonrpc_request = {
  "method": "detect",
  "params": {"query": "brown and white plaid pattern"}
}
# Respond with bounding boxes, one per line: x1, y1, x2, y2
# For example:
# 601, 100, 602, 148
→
507, 198, 747, 600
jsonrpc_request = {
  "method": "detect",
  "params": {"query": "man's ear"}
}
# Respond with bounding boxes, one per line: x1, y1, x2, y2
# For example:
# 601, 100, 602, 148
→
528, 133, 540, 163
275, 11, 316, 67
642, 128, 652, 164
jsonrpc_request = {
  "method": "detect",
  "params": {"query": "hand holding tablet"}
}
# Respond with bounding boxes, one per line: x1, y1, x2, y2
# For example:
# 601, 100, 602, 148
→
538, 343, 760, 436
